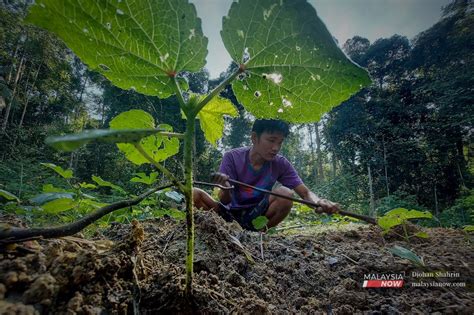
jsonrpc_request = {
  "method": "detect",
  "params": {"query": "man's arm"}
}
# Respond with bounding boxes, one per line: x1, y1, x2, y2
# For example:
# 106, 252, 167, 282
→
293, 184, 339, 214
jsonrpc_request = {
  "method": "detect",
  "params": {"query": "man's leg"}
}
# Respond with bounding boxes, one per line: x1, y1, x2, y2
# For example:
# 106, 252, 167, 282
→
193, 188, 219, 211
265, 186, 293, 228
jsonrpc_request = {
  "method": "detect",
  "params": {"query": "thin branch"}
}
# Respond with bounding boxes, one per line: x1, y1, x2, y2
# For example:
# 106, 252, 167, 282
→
134, 143, 185, 192
0, 183, 174, 244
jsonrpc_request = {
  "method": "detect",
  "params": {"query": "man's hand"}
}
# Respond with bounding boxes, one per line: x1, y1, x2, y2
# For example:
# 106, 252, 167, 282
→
314, 198, 340, 215
211, 172, 231, 188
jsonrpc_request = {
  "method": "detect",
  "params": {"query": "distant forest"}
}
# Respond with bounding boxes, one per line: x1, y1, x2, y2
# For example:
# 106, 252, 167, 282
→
0, 0, 472, 227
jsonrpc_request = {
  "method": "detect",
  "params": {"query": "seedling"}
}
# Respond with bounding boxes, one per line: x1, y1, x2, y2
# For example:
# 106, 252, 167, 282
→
23, 0, 370, 296
388, 245, 425, 267
378, 208, 433, 242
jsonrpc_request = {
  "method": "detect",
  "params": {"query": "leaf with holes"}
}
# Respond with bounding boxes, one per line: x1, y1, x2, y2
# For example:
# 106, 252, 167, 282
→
26, 0, 208, 98
221, 0, 371, 123
109, 110, 179, 165
197, 96, 238, 146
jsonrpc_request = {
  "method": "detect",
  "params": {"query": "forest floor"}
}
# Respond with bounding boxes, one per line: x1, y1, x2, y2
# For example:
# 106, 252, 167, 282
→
0, 211, 473, 314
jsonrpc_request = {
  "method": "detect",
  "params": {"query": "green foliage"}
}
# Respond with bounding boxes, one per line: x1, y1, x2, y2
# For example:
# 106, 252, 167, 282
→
463, 225, 474, 233
91, 175, 126, 195
0, 189, 20, 203
41, 198, 76, 214
26, 0, 208, 98
378, 208, 433, 231
30, 192, 75, 205
40, 163, 73, 179
222, 0, 371, 122
252, 215, 269, 230
378, 208, 432, 242
388, 245, 425, 267
438, 189, 474, 228
109, 110, 180, 165
196, 96, 238, 146
130, 172, 158, 186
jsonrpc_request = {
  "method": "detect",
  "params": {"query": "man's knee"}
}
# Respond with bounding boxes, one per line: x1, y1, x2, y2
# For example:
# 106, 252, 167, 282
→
193, 188, 218, 211
270, 186, 293, 209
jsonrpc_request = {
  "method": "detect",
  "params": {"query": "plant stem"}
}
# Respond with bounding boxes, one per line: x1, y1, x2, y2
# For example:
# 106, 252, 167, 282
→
171, 77, 188, 109
183, 114, 196, 297
192, 69, 240, 116
134, 143, 185, 192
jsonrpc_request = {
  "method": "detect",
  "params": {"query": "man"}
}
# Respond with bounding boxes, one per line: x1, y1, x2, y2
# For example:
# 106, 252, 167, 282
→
193, 119, 340, 230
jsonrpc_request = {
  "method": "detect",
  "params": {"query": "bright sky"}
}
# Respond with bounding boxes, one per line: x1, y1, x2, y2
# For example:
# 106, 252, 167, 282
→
192, 0, 452, 78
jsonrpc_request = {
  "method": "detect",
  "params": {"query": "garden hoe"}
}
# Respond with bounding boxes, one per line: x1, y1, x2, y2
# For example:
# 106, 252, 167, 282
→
195, 174, 377, 225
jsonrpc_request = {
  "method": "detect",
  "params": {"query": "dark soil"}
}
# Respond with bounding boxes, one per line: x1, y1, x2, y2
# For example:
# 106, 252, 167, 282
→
1, 211, 473, 314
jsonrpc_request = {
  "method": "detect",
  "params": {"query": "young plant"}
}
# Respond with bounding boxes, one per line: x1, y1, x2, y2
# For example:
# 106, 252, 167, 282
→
25, 0, 370, 296
378, 208, 433, 242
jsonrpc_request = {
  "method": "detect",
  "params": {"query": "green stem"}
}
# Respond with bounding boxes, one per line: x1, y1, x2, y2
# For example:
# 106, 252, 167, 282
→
156, 131, 185, 139
171, 77, 188, 110
183, 114, 196, 297
133, 143, 185, 192
192, 69, 240, 116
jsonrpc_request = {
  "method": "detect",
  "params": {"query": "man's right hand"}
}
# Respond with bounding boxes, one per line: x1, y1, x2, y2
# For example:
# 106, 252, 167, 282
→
211, 172, 231, 188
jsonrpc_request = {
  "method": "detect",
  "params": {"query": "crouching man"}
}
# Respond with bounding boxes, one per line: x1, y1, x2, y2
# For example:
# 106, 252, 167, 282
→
194, 119, 339, 230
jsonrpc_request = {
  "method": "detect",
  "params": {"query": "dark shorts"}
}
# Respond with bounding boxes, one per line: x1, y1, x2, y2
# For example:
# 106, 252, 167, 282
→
218, 196, 270, 231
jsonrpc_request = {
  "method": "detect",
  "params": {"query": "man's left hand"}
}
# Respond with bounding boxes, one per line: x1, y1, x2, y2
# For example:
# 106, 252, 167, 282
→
314, 198, 340, 215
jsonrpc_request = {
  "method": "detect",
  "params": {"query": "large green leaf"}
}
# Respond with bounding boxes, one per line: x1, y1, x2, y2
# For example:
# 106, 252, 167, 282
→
41, 163, 73, 179
26, 0, 208, 98
30, 192, 75, 205
41, 198, 77, 214
109, 110, 179, 165
221, 0, 371, 123
45, 128, 168, 152
92, 175, 126, 194
197, 96, 238, 146
0, 189, 20, 203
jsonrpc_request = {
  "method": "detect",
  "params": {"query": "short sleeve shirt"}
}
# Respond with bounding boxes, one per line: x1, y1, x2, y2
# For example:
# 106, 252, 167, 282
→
219, 147, 303, 210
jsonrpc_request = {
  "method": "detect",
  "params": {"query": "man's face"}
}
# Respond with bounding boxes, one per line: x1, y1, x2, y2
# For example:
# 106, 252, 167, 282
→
252, 131, 285, 161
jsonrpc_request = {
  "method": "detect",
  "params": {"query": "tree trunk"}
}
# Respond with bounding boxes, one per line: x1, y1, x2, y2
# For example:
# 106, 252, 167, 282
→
19, 60, 43, 128
382, 136, 390, 197
368, 163, 376, 217
2, 55, 25, 132
314, 122, 324, 182
434, 183, 439, 217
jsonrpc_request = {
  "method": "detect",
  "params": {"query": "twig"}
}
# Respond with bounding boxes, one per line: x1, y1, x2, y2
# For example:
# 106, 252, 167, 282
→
0, 183, 174, 244
260, 232, 265, 262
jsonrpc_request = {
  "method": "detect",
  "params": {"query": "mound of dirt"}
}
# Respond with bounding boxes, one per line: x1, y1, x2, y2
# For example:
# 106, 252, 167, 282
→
1, 211, 473, 314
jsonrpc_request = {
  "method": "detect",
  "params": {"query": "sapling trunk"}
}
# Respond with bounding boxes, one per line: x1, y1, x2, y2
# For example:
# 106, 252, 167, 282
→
183, 112, 196, 297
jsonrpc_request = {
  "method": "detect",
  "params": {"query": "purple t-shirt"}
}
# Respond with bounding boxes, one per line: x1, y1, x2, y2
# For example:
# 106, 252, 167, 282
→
219, 146, 303, 210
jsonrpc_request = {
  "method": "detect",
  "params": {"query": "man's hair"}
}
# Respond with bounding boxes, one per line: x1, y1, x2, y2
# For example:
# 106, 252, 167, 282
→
252, 119, 290, 138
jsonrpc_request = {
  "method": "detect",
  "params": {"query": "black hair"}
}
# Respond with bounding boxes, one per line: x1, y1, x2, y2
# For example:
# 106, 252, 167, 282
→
252, 119, 290, 138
